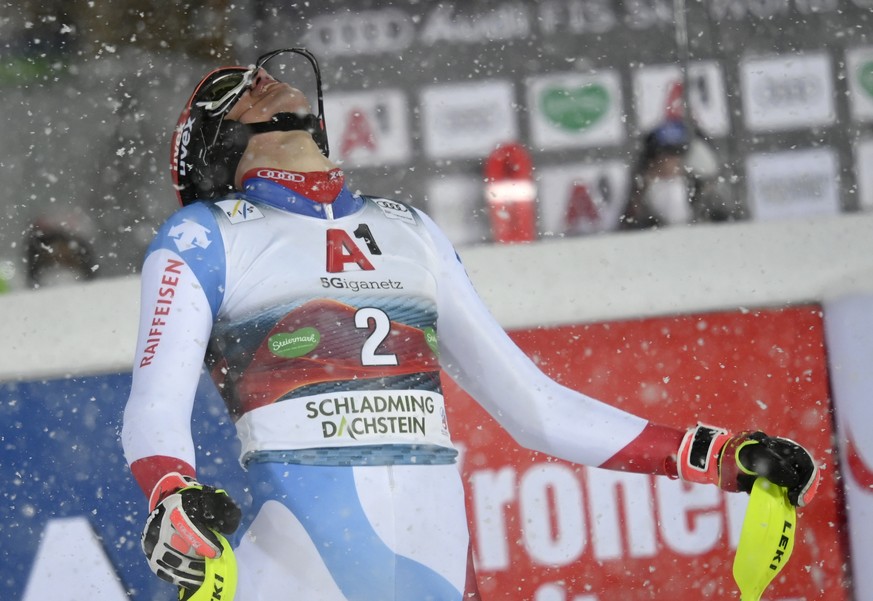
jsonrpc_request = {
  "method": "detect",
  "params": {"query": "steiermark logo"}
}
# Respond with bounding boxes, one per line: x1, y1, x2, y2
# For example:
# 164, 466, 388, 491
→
269, 327, 321, 358
859, 60, 873, 98
541, 84, 610, 131
423, 327, 439, 357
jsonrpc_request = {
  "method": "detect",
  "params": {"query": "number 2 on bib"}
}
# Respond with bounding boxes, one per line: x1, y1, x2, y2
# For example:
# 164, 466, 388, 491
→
354, 307, 398, 366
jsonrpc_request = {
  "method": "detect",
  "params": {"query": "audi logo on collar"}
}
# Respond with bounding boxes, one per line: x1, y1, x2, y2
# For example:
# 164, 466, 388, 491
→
256, 169, 305, 182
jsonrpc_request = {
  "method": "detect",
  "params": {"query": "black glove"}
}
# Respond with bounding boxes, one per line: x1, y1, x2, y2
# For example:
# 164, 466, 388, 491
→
141, 472, 241, 590
678, 424, 821, 507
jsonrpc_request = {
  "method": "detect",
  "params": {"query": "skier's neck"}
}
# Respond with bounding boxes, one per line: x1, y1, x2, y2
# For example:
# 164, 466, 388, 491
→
235, 131, 336, 187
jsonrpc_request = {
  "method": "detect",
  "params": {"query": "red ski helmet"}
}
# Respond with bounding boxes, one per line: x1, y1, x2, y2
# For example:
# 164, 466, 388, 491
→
170, 48, 329, 206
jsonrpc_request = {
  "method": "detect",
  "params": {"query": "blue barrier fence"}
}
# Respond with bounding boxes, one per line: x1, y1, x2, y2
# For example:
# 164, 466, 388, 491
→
0, 372, 249, 601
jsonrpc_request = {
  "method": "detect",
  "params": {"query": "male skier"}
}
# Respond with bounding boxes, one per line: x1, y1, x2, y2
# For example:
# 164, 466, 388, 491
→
122, 48, 820, 601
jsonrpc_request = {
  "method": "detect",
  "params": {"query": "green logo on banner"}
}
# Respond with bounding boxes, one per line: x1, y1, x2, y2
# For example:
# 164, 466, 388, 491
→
541, 84, 610, 131
859, 60, 873, 98
423, 327, 439, 357
269, 327, 320, 358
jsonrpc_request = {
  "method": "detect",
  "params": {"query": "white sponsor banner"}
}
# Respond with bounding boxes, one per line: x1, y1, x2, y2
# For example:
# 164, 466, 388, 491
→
823, 293, 873, 601
420, 80, 518, 159
857, 138, 873, 211
236, 389, 453, 460
846, 46, 873, 121
536, 161, 629, 236
426, 175, 490, 246
745, 147, 840, 220
527, 71, 625, 150
633, 61, 730, 137
325, 89, 410, 168
740, 52, 836, 131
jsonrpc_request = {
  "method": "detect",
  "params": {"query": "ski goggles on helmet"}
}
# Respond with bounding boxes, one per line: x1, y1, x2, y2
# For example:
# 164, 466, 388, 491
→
193, 47, 325, 119
193, 67, 249, 116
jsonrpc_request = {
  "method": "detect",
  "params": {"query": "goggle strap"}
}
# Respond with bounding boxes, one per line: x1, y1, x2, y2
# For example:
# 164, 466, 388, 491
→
246, 113, 321, 135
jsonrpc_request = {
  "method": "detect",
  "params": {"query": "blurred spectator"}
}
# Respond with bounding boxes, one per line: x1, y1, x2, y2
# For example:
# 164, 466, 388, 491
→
25, 217, 97, 289
620, 119, 732, 230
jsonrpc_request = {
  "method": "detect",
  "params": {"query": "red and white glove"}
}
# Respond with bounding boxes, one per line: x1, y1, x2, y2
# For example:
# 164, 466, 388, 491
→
677, 424, 821, 507
141, 472, 241, 590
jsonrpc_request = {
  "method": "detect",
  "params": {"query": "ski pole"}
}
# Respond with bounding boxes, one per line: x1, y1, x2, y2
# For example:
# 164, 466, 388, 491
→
733, 478, 797, 601
179, 531, 237, 601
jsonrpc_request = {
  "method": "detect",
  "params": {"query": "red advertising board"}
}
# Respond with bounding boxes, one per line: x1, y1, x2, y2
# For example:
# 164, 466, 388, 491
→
445, 305, 848, 600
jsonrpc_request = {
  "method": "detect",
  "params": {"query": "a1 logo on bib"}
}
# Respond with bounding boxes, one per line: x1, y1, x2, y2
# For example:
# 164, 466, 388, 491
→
215, 199, 265, 224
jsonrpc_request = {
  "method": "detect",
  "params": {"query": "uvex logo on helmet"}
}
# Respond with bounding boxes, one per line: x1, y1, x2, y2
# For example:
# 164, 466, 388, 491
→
173, 115, 197, 178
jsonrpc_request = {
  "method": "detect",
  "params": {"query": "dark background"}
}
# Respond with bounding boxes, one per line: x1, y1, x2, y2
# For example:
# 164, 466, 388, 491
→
1, 0, 870, 285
